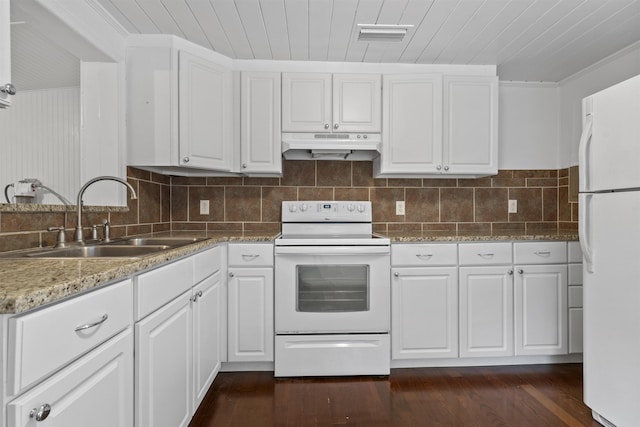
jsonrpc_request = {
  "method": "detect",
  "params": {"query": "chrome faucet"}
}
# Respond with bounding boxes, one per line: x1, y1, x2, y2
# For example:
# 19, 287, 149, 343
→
74, 176, 137, 244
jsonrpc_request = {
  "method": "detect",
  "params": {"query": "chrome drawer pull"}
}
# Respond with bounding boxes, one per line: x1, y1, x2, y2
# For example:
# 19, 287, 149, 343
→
242, 254, 260, 260
477, 253, 494, 259
29, 403, 51, 421
74, 314, 108, 332
416, 254, 433, 260
534, 251, 551, 257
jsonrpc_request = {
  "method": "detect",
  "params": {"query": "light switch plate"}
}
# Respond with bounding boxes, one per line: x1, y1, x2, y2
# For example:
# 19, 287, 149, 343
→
508, 199, 517, 214
396, 201, 405, 216
200, 200, 210, 215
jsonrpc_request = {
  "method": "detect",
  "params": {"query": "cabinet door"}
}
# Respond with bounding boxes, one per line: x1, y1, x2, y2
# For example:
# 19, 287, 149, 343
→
391, 267, 458, 359
136, 292, 192, 427
333, 74, 381, 133
379, 74, 442, 175
443, 76, 498, 175
514, 264, 568, 356
459, 266, 514, 358
282, 73, 332, 132
0, 0, 12, 108
192, 271, 223, 411
7, 330, 133, 427
240, 72, 282, 174
228, 267, 274, 362
179, 50, 232, 170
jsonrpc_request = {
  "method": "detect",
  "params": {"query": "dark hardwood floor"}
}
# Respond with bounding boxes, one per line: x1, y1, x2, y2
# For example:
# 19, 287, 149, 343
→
189, 363, 600, 426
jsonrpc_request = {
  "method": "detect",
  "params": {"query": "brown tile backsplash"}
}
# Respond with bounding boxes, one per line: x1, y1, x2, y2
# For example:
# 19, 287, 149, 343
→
0, 163, 579, 252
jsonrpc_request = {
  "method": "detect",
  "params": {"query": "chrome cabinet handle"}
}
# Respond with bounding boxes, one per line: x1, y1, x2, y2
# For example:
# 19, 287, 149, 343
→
444, 165, 450, 171
534, 251, 551, 257
183, 157, 190, 163
508, 269, 514, 275
191, 290, 203, 302
518, 269, 524, 274
394, 272, 399, 277
74, 314, 108, 332
1, 83, 16, 95
416, 254, 433, 260
477, 253, 494, 259
334, 123, 339, 129
242, 254, 260, 261
324, 123, 329, 129
436, 165, 442, 170
229, 272, 235, 278
29, 404, 51, 421
242, 163, 247, 169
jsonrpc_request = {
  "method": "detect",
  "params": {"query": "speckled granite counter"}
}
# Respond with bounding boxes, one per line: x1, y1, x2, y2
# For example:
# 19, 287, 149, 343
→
0, 232, 277, 315
385, 232, 579, 242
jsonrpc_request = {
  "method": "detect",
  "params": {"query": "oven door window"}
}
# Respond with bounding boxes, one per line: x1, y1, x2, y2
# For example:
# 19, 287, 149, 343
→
296, 265, 369, 312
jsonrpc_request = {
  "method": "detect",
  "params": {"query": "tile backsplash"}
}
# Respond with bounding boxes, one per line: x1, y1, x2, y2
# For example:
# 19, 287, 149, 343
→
0, 162, 578, 253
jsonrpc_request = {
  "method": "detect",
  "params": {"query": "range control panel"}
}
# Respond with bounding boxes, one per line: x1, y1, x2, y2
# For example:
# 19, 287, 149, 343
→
281, 201, 372, 223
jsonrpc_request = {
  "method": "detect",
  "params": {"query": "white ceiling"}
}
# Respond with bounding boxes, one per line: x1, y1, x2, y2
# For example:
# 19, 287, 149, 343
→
9, 0, 640, 91
95, 0, 640, 82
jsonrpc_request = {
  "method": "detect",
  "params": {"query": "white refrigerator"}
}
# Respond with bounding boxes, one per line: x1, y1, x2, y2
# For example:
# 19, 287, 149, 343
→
580, 74, 640, 427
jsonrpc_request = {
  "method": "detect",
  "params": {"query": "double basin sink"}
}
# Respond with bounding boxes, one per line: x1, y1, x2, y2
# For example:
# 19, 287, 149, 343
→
0, 237, 208, 259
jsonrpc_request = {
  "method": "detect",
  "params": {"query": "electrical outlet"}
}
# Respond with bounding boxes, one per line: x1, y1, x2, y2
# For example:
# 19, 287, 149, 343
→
508, 199, 517, 214
200, 200, 210, 215
396, 201, 405, 216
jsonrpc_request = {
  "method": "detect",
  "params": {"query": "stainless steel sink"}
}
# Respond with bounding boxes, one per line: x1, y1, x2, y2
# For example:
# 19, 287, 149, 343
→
113, 237, 207, 247
24, 245, 172, 259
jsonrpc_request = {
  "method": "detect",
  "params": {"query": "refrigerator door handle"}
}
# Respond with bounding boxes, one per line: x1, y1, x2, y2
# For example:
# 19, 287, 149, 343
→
578, 115, 593, 193
579, 193, 594, 273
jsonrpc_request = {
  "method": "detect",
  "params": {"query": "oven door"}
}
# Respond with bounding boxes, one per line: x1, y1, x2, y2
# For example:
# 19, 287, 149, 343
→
275, 245, 390, 334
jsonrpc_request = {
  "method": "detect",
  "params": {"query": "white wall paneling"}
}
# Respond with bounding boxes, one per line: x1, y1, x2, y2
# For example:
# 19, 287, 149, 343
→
0, 87, 80, 204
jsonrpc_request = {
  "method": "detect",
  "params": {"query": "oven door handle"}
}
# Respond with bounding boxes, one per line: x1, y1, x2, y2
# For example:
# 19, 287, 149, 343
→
275, 246, 390, 255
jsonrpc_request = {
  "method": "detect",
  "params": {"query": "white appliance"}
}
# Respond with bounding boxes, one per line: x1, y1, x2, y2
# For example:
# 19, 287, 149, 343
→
274, 201, 391, 377
579, 74, 640, 427
281, 132, 381, 160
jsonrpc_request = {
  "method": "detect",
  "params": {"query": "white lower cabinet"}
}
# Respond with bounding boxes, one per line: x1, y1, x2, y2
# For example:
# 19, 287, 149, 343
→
227, 243, 274, 362
134, 245, 224, 427
391, 266, 458, 359
513, 242, 568, 356
514, 264, 567, 356
568, 241, 583, 354
136, 290, 192, 427
459, 266, 514, 357
7, 329, 133, 427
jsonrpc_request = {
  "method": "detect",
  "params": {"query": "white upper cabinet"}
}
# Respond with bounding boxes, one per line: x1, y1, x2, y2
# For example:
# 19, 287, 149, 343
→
282, 73, 381, 133
240, 72, 282, 176
126, 36, 233, 175
443, 76, 498, 176
375, 74, 442, 175
375, 74, 498, 178
0, 0, 13, 108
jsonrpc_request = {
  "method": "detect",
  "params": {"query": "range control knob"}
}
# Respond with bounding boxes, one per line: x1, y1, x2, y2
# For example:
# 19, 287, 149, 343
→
347, 203, 356, 212
288, 204, 298, 213
357, 204, 366, 213
299, 203, 308, 212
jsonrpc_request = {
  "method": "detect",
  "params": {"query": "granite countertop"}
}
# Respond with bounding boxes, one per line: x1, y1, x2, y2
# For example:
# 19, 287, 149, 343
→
385, 232, 579, 242
0, 231, 578, 315
0, 231, 277, 315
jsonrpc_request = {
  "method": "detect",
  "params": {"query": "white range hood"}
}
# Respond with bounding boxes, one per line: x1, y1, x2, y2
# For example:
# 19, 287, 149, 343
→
282, 133, 381, 161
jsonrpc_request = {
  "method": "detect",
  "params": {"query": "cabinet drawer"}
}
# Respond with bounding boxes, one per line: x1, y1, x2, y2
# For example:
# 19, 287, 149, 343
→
8, 279, 132, 396
514, 241, 567, 264
458, 242, 512, 265
134, 257, 193, 321
228, 243, 273, 267
392, 243, 457, 266
568, 241, 582, 263
194, 245, 222, 283
568, 264, 583, 286
568, 286, 583, 308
